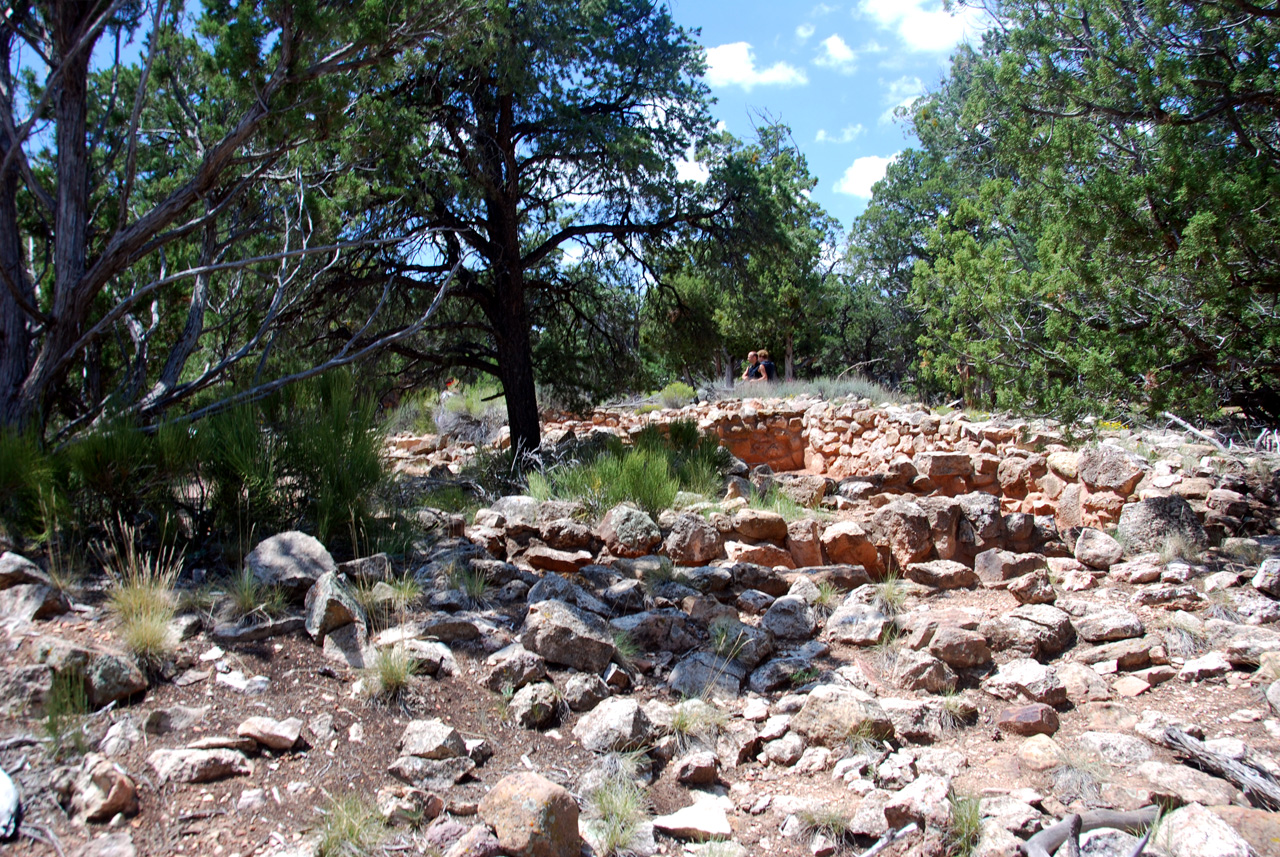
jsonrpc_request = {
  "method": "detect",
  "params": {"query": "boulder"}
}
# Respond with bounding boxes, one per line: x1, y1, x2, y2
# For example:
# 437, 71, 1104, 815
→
1155, 803, 1251, 857
996, 704, 1059, 737
562, 673, 610, 712
522, 600, 615, 673
905, 560, 976, 590
481, 644, 547, 692
787, 519, 825, 568
668, 651, 747, 699
399, 718, 466, 759
304, 572, 365, 640
872, 500, 933, 570
731, 509, 789, 542
0, 583, 69, 622
1074, 528, 1123, 570
894, 650, 957, 694
1074, 607, 1144, 643
982, 658, 1066, 705
820, 522, 881, 573
974, 549, 1045, 584
665, 514, 725, 565
790, 684, 894, 746
979, 604, 1075, 660
914, 452, 973, 479
245, 531, 336, 595
825, 597, 890, 647
572, 697, 652, 752
598, 505, 661, 558
0, 552, 51, 588
761, 595, 816, 640
1077, 445, 1148, 495
1115, 497, 1211, 557
1008, 570, 1056, 605
957, 493, 1007, 554
236, 716, 303, 751
524, 545, 593, 574
509, 682, 560, 729
884, 774, 952, 830
651, 794, 733, 841
35, 639, 147, 709
724, 541, 795, 568
478, 773, 581, 857
928, 626, 991, 669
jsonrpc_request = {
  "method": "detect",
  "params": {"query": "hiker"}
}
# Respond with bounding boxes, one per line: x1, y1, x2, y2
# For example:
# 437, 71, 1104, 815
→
756, 349, 778, 382
741, 351, 761, 381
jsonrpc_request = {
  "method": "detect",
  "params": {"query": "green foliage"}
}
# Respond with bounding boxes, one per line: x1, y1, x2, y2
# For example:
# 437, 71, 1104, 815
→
0, 429, 56, 543
658, 382, 696, 409
584, 767, 648, 857
44, 667, 90, 759
715, 376, 903, 404
798, 806, 852, 844
748, 486, 810, 520
225, 567, 288, 623
382, 391, 438, 436
364, 645, 419, 703
436, 381, 507, 444
315, 795, 387, 857
612, 630, 641, 667
443, 561, 490, 607
945, 792, 983, 857
530, 446, 680, 519
100, 521, 181, 665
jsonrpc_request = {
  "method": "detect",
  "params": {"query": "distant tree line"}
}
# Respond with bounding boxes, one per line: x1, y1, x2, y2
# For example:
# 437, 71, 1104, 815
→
4, 0, 1277, 460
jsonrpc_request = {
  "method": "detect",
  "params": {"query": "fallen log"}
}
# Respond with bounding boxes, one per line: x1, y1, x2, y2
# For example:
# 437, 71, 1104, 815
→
1162, 727, 1280, 810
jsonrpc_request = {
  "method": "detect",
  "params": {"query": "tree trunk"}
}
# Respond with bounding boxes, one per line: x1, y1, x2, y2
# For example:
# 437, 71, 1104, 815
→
9, 2, 98, 429
490, 261, 541, 455
723, 345, 734, 388
0, 26, 33, 428
785, 332, 795, 381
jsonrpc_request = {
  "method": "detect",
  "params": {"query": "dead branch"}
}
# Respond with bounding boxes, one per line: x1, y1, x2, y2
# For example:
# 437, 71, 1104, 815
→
1023, 807, 1159, 857
1162, 727, 1280, 809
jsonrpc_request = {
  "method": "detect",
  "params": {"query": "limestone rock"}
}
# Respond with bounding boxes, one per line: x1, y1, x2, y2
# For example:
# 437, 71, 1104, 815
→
790, 684, 894, 746
562, 673, 610, 712
982, 659, 1066, 705
0, 583, 69, 622
1077, 445, 1148, 495
388, 756, 476, 790
905, 560, 977, 590
820, 522, 880, 572
572, 697, 652, 752
236, 716, 303, 750
510, 682, 560, 729
872, 500, 933, 570
246, 531, 336, 595
1008, 570, 1056, 605
70, 754, 138, 822
148, 748, 252, 784
884, 774, 952, 829
478, 773, 581, 857
652, 794, 733, 841
304, 572, 365, 640
1074, 528, 1123, 570
1074, 607, 1144, 643
399, 718, 466, 759
0, 552, 50, 588
1155, 803, 1250, 857
669, 651, 747, 700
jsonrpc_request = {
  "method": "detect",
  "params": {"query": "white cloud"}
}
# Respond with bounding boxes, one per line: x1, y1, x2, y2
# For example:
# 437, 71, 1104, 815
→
675, 158, 710, 183
811, 3, 840, 14
816, 123, 865, 143
835, 152, 900, 197
705, 43, 809, 91
878, 75, 925, 123
814, 34, 857, 73
857, 0, 988, 53
796, 23, 815, 41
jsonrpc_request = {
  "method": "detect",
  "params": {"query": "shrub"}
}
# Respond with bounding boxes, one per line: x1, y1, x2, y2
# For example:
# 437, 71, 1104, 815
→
44, 667, 90, 759
444, 560, 490, 607
658, 381, 696, 409
364, 645, 419, 702
0, 429, 56, 543
435, 380, 507, 444
382, 390, 438, 435
717, 375, 902, 405
612, 630, 640, 667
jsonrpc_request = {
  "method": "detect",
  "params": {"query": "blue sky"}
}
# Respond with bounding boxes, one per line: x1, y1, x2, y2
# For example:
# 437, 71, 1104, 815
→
667, 0, 988, 230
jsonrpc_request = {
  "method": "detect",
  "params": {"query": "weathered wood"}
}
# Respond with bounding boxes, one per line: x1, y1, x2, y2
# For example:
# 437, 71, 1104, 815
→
857, 822, 916, 857
1023, 807, 1159, 857
1162, 726, 1280, 810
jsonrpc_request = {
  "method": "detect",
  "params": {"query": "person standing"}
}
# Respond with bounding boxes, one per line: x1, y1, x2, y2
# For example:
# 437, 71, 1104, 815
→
741, 351, 761, 381
757, 349, 778, 382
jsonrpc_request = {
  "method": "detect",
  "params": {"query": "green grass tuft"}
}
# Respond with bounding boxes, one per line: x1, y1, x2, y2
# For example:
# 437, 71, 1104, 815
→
944, 792, 982, 857
100, 520, 180, 664
363, 645, 419, 702
225, 566, 288, 622
315, 794, 386, 857
584, 767, 648, 856
44, 667, 90, 759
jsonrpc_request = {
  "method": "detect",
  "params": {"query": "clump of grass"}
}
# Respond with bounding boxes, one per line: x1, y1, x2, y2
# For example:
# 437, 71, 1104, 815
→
613, 630, 641, 668
443, 560, 490, 607
939, 691, 973, 731
844, 720, 885, 758
641, 557, 677, 597
874, 571, 908, 616
315, 794, 386, 857
382, 390, 438, 436
584, 767, 648, 856
44, 667, 90, 759
420, 484, 480, 517
1155, 612, 1209, 658
1205, 589, 1244, 623
1223, 538, 1264, 566
814, 580, 841, 617
225, 566, 288, 622
798, 805, 851, 845
709, 616, 748, 660
671, 699, 728, 752
944, 792, 983, 857
748, 486, 809, 519
363, 645, 419, 702
869, 623, 903, 674
717, 376, 901, 405
493, 683, 516, 721
98, 520, 180, 664
1051, 746, 1106, 806
1159, 532, 1203, 565
789, 666, 820, 686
